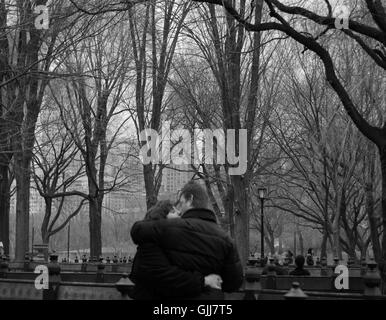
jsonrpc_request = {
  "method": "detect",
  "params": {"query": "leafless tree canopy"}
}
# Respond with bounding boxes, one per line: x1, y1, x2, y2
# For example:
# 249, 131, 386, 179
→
0, 0, 385, 273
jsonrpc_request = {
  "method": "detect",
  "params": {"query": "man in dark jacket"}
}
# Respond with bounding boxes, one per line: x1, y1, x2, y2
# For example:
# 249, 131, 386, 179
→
131, 181, 243, 299
130, 200, 222, 299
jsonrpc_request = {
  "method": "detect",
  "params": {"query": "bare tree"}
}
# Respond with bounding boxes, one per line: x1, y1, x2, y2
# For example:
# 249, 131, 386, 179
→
32, 105, 87, 250
0, 0, 80, 260
50, 12, 135, 258
267, 37, 380, 260
186, 0, 386, 271
166, 0, 286, 263
126, 0, 192, 209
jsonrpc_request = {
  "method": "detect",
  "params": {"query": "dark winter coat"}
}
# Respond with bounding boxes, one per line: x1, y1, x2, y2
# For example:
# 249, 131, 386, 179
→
130, 208, 243, 299
129, 242, 205, 299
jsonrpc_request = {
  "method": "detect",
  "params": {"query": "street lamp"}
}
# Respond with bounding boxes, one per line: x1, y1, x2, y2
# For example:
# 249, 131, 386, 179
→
257, 187, 267, 267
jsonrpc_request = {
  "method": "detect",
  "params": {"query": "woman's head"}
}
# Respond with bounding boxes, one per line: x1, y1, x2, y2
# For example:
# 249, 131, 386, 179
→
144, 200, 174, 221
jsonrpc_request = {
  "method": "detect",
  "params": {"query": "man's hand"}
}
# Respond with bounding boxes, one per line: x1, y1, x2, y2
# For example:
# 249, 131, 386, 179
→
167, 207, 181, 219
204, 274, 223, 290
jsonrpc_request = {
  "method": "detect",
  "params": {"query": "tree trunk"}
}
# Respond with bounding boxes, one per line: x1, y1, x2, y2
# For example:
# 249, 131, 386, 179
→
41, 233, 50, 261
89, 198, 102, 259
341, 202, 360, 261
360, 241, 369, 260
0, 0, 11, 257
278, 237, 283, 254
269, 238, 275, 255
264, 236, 274, 256
332, 193, 343, 260
203, 177, 226, 230
342, 237, 357, 262
87, 163, 102, 259
41, 198, 52, 243
336, 190, 346, 260
321, 228, 328, 258
143, 164, 157, 210
331, 223, 340, 259
40, 197, 53, 261
225, 187, 235, 238
14, 156, 30, 262
293, 230, 297, 256
232, 175, 248, 265
298, 231, 304, 256
0, 162, 10, 255
379, 145, 386, 278
366, 143, 381, 261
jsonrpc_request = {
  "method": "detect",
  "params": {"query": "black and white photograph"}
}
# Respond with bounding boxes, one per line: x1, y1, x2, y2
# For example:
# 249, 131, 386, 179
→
0, 0, 385, 309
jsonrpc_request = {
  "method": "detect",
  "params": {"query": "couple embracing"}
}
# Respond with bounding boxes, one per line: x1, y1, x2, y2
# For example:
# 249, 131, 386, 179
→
129, 181, 243, 300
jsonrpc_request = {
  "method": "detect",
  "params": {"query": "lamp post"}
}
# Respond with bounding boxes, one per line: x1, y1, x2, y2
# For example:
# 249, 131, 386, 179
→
258, 187, 267, 267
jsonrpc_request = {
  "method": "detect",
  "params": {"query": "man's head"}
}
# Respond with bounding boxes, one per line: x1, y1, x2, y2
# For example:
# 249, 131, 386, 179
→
175, 181, 209, 215
295, 255, 305, 268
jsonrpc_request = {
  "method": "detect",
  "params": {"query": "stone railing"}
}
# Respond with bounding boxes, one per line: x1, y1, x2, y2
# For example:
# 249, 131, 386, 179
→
1, 254, 385, 300
240, 258, 385, 300
0, 254, 134, 300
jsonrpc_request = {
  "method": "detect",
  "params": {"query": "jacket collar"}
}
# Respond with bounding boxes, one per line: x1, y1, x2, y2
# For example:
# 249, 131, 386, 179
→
181, 208, 217, 223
